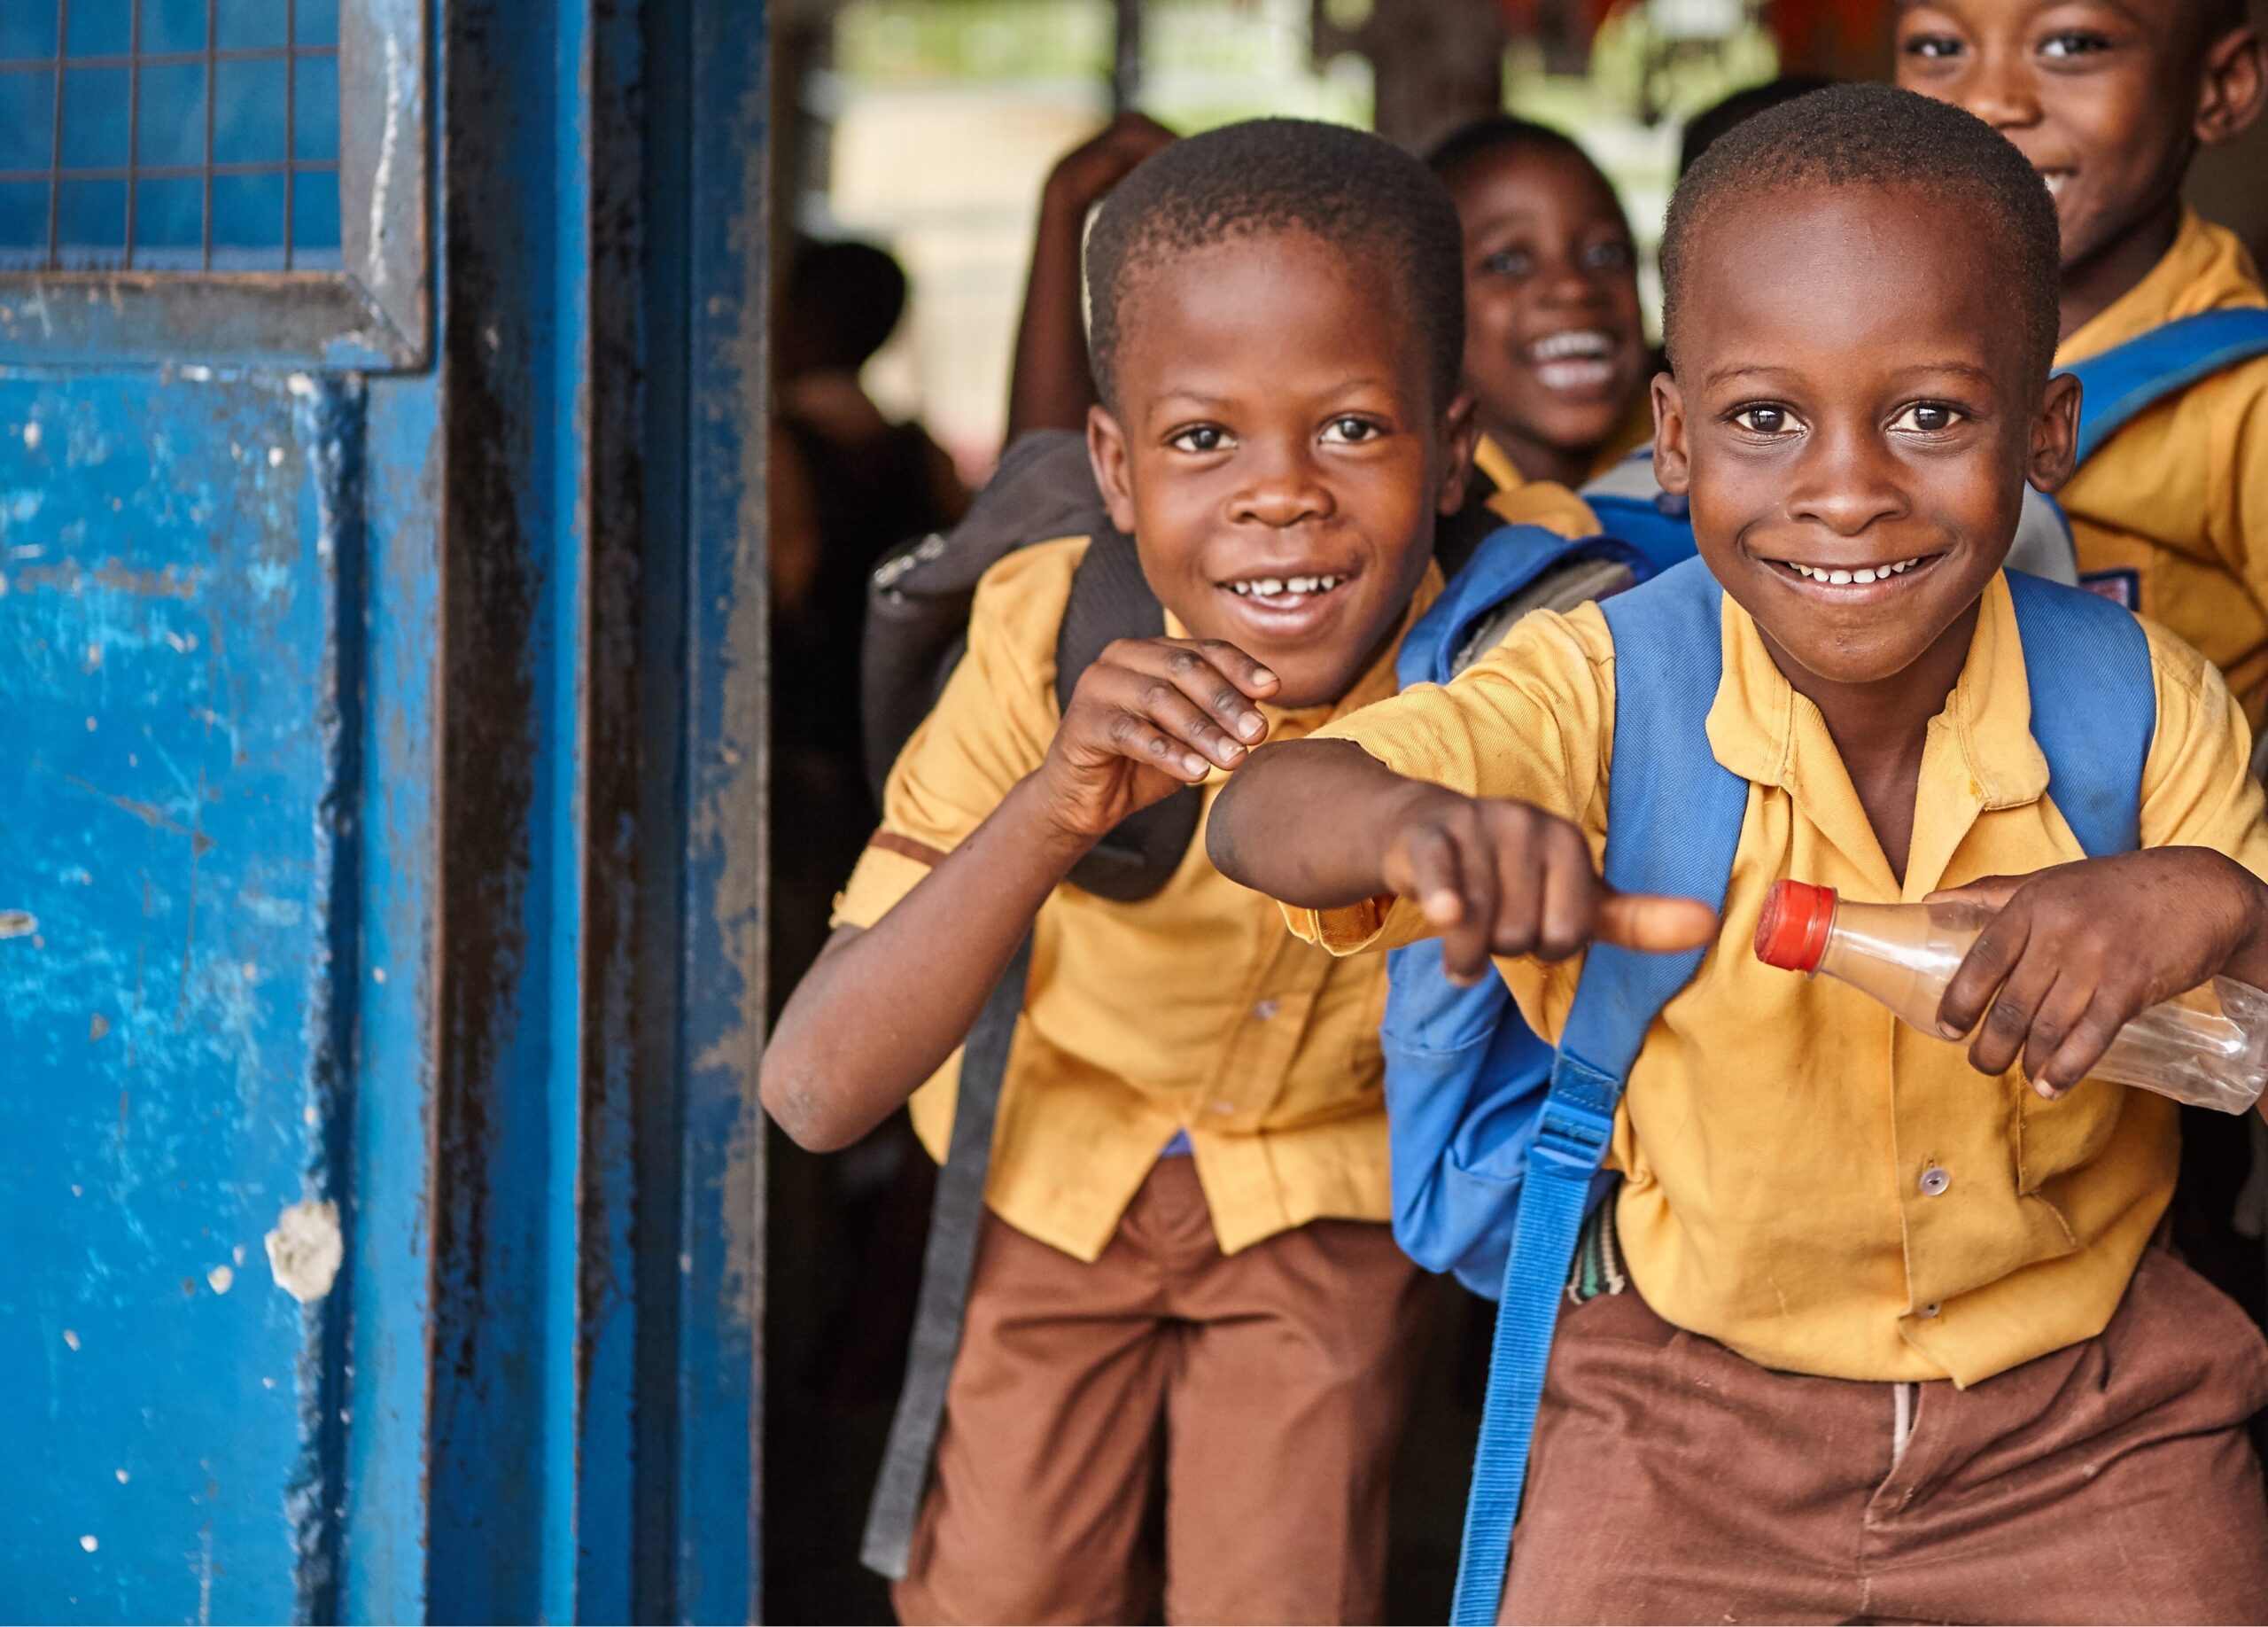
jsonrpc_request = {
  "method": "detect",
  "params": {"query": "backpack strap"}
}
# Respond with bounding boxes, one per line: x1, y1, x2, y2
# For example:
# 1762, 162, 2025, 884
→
1053, 526, 1205, 901
2065, 307, 2268, 468
2001, 571, 2155, 858
1450, 557, 1751, 1624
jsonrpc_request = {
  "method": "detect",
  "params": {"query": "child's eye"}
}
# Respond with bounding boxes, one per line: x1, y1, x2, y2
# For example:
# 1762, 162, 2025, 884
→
1899, 32, 1965, 59
1169, 425, 1232, 454
1320, 416, 1384, 445
1889, 402, 1965, 434
1581, 240, 1635, 274
1729, 404, 1798, 436
1480, 248, 1535, 278
2039, 29, 2111, 58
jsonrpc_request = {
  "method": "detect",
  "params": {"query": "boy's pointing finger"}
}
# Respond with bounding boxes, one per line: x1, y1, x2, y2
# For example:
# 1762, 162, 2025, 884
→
1596, 892, 1719, 954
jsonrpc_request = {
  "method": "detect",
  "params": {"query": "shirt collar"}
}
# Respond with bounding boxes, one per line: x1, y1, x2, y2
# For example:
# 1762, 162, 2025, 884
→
1703, 573, 2050, 892
2058, 209, 2268, 365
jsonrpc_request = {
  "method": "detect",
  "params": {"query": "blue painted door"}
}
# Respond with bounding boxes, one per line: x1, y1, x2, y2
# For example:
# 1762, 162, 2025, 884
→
0, 0, 765, 1620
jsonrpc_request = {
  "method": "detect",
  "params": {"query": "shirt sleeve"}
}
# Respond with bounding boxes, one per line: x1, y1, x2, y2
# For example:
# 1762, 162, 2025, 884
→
2135, 614, 2268, 876
831, 543, 1076, 930
1281, 602, 1618, 954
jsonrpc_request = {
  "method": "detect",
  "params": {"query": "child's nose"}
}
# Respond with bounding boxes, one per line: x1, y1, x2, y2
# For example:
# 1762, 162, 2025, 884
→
1961, 48, 2044, 131
1784, 427, 1909, 535
1231, 447, 1333, 527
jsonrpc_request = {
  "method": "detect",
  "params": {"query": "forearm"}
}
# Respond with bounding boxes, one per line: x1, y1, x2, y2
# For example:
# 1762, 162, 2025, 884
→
1208, 738, 1441, 908
2216, 859, 2268, 992
760, 777, 1090, 1150
1006, 193, 1099, 439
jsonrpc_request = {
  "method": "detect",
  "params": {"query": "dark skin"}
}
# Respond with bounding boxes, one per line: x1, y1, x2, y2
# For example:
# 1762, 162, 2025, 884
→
760, 228, 1476, 1152
1445, 143, 1651, 490
1895, 0, 2267, 339
1005, 113, 1177, 439
1211, 181, 2268, 1104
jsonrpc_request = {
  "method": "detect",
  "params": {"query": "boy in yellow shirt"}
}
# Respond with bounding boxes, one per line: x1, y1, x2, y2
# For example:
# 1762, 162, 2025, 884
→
1898, 0, 2268, 718
763, 121, 1477, 1623
1213, 87, 2268, 1622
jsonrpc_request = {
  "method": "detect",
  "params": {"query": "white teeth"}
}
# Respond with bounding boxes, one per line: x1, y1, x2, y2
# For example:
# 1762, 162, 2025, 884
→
1531, 329, 1613, 360
1227, 573, 1344, 598
1788, 557, 1922, 583
2041, 172, 2068, 197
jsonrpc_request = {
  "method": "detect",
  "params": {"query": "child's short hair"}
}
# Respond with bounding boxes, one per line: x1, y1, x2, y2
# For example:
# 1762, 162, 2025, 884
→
1425, 113, 1602, 190
1084, 119, 1465, 410
1660, 83, 2061, 380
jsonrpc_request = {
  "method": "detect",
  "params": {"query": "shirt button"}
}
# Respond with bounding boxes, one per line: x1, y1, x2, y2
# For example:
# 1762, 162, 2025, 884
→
1919, 1165, 1951, 1197
1209, 1100, 1238, 1116
1917, 1302, 1941, 1320
1251, 999, 1279, 1022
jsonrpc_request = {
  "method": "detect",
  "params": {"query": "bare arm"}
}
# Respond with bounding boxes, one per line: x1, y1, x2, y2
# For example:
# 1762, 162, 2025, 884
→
1209, 737, 1718, 985
1005, 113, 1175, 440
760, 634, 1277, 1150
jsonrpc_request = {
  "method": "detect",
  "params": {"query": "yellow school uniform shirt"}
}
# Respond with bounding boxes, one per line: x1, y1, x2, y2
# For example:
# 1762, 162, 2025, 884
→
1291, 572, 2268, 1384
834, 534, 1441, 1261
2057, 210, 2268, 728
1467, 403, 1652, 539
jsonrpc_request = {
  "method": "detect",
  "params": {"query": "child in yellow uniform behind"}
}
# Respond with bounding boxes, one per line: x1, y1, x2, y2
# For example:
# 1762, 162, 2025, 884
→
1899, 0, 2268, 720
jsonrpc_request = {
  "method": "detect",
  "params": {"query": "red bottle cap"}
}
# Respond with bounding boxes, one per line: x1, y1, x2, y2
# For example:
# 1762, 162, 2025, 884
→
1755, 879, 1837, 973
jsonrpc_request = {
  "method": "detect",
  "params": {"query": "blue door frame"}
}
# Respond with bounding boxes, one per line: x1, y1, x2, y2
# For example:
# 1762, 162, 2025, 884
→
0, 0, 766, 1619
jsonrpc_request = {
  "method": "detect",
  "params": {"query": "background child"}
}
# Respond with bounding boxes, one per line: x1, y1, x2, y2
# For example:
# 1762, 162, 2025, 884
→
1425, 117, 1654, 541
1210, 87, 2268, 1622
762, 120, 1477, 1623
1898, 0, 2268, 716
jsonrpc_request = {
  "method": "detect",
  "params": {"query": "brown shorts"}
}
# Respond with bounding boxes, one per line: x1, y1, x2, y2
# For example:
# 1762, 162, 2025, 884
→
1499, 1247, 2268, 1624
892, 1156, 1430, 1625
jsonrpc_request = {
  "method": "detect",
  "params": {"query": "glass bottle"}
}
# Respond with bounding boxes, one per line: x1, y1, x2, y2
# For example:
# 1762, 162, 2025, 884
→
1753, 880, 2268, 1115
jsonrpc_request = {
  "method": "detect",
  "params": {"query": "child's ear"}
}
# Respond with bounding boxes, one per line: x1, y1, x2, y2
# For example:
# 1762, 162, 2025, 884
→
1651, 372, 1691, 496
1087, 403, 1140, 534
2027, 371, 2082, 494
2195, 23, 2266, 146
1435, 391, 1480, 517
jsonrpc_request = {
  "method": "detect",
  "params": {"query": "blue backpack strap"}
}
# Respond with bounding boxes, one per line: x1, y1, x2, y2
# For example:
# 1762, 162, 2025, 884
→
2065, 307, 2268, 467
1449, 557, 1751, 1624
1402, 521, 1652, 688
2001, 571, 2155, 858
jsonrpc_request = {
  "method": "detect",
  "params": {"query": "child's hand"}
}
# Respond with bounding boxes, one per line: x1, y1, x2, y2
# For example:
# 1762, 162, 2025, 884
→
1933, 849, 2268, 1095
1031, 636, 1279, 842
1379, 789, 1720, 985
1043, 113, 1177, 216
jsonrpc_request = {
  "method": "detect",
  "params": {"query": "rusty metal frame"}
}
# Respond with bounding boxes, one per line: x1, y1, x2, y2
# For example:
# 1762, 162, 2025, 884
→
0, 0, 429, 370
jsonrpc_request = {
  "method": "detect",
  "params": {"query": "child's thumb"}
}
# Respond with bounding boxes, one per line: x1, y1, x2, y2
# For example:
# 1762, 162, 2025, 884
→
1596, 891, 1719, 954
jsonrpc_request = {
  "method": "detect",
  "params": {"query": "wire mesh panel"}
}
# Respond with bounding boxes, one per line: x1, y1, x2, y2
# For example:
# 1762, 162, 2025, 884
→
0, 0, 341, 272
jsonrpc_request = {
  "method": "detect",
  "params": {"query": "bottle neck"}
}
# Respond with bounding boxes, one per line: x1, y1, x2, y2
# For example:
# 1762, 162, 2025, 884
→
1814, 897, 1992, 1034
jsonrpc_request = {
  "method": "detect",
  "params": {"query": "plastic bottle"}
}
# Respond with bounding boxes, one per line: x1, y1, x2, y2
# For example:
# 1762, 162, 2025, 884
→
1753, 880, 2268, 1115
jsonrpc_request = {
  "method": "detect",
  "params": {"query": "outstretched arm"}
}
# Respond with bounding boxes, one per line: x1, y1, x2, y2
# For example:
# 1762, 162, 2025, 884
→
761, 635, 1276, 1150
1209, 738, 1717, 985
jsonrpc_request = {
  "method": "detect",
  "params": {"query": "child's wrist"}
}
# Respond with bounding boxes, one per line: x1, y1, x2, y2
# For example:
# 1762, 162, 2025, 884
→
1003, 771, 1108, 864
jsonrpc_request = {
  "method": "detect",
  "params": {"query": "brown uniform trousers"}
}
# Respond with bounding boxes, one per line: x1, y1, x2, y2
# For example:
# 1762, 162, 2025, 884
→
1500, 1247, 2268, 1624
893, 1156, 1430, 1625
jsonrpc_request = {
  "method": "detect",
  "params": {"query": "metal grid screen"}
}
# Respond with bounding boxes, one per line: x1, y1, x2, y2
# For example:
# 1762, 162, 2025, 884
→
0, 1, 342, 273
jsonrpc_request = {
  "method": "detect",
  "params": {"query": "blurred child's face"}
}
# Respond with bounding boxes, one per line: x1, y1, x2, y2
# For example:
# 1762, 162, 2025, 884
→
1653, 184, 2079, 690
1447, 146, 1649, 477
1895, 0, 2257, 277
1087, 230, 1475, 710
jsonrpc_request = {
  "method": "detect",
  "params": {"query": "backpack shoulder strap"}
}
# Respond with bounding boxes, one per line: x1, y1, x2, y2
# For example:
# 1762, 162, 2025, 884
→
1450, 556, 1750, 1624
1402, 522, 1651, 689
2066, 307, 2268, 467
2001, 571, 2156, 858
1052, 527, 1204, 902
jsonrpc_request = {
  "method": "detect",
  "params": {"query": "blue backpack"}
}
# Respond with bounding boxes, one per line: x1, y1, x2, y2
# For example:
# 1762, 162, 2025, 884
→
1391, 304, 2268, 1626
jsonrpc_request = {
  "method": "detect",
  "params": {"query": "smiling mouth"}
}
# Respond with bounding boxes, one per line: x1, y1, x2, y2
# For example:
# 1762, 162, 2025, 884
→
1527, 329, 1618, 393
1222, 572, 1349, 611
1769, 553, 1943, 588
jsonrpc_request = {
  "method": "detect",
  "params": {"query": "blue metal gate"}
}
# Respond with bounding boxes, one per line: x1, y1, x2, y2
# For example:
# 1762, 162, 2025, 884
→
0, 1, 765, 1619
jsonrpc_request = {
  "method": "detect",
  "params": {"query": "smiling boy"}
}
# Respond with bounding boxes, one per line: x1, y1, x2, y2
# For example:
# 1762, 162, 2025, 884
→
1212, 87, 2268, 1621
1897, 0, 2268, 720
761, 121, 1476, 1623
